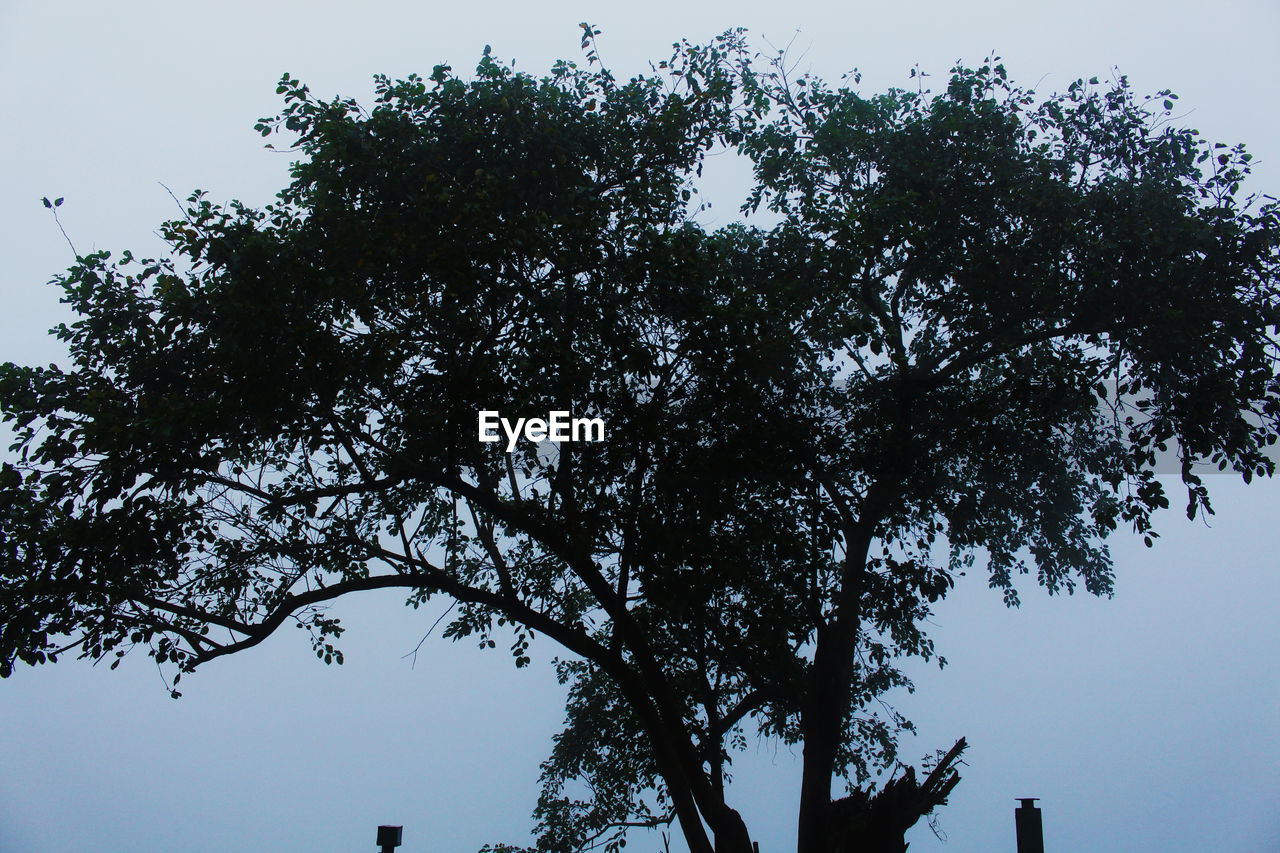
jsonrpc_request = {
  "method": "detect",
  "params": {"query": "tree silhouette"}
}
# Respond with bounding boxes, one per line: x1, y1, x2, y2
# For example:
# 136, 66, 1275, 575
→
2, 28, 1277, 853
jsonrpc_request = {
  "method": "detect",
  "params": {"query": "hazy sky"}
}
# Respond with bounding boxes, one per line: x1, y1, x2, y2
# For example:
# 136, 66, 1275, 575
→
2, 2, 1278, 852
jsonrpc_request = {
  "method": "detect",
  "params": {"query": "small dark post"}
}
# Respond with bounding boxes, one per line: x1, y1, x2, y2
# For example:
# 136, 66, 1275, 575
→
1014, 798, 1044, 853
377, 825, 403, 853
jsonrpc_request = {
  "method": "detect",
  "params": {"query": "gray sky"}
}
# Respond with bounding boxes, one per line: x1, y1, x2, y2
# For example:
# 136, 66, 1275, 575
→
1, 2, 1278, 851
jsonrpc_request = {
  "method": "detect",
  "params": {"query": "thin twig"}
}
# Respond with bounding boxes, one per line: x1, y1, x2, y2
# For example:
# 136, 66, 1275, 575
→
403, 600, 459, 669
45, 202, 79, 257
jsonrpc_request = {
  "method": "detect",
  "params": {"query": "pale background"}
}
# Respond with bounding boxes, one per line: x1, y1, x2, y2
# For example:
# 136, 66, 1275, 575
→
1, 2, 1277, 851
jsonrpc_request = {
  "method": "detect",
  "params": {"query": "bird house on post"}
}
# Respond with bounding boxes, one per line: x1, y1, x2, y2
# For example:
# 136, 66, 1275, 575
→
377, 825, 403, 853
1014, 799, 1044, 853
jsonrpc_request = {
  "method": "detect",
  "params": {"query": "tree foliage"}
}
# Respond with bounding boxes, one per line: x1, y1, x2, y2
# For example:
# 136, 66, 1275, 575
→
2, 27, 1278, 853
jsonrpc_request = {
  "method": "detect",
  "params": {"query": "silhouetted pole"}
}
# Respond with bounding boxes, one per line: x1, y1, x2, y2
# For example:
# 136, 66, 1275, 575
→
1015, 799, 1044, 853
377, 825, 403, 853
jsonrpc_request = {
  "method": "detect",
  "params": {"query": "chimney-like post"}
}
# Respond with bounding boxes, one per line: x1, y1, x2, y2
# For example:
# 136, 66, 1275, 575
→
377, 825, 403, 853
1015, 798, 1044, 853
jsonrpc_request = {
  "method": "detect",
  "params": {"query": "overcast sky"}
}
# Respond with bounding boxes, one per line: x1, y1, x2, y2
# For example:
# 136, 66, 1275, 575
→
1, 2, 1278, 852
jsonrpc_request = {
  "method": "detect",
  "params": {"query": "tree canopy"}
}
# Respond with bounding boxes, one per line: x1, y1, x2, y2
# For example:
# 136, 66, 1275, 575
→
2, 27, 1278, 853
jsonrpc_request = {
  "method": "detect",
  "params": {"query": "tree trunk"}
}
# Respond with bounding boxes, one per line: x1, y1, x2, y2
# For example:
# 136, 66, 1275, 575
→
711, 806, 755, 853
796, 622, 852, 853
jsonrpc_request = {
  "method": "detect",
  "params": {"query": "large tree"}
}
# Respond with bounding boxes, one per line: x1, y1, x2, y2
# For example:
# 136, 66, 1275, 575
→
2, 28, 1277, 853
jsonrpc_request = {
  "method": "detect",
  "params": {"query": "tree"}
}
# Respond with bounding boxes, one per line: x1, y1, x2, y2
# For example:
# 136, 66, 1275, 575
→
2, 26, 1277, 853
